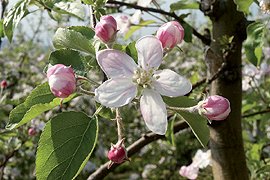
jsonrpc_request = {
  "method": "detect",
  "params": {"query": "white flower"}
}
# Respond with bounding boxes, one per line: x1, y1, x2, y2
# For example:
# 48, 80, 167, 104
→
179, 149, 211, 179
95, 35, 192, 135
260, 0, 270, 13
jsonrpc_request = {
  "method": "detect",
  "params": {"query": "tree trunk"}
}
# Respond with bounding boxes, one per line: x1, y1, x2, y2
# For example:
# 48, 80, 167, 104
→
206, 0, 249, 179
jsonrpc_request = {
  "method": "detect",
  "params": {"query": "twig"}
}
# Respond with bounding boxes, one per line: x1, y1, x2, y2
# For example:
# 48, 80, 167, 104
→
89, 5, 97, 28
106, 0, 211, 45
242, 108, 270, 118
87, 120, 189, 180
115, 108, 124, 141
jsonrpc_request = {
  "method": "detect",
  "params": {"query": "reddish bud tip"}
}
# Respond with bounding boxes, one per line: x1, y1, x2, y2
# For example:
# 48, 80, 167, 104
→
28, 128, 37, 136
1, 80, 7, 88
107, 138, 128, 168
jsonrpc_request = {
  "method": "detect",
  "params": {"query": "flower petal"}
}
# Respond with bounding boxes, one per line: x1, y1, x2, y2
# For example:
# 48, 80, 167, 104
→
97, 49, 137, 78
152, 69, 192, 97
140, 89, 167, 135
95, 78, 137, 107
136, 35, 163, 70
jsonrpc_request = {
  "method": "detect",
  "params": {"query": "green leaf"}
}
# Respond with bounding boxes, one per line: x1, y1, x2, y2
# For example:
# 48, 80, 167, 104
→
53, 28, 95, 56
125, 41, 138, 62
177, 111, 209, 147
96, 103, 114, 120
81, 0, 94, 5
3, 0, 30, 42
68, 26, 95, 40
163, 96, 197, 107
165, 115, 176, 146
36, 112, 98, 180
256, 165, 270, 174
170, 0, 199, 11
233, 0, 253, 14
182, 22, 193, 43
124, 20, 155, 39
7, 83, 76, 130
0, 20, 4, 38
53, 2, 85, 20
163, 96, 209, 147
244, 21, 265, 66
49, 49, 86, 76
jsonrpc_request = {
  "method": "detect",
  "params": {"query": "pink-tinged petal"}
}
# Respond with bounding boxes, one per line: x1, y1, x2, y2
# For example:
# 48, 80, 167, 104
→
97, 49, 137, 78
152, 69, 192, 97
95, 78, 137, 107
140, 89, 167, 135
136, 35, 163, 70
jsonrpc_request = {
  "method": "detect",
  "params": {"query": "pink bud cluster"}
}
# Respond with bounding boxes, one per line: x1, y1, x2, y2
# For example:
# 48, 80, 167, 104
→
47, 64, 76, 98
95, 15, 117, 44
198, 95, 231, 121
107, 138, 128, 168
156, 21, 184, 49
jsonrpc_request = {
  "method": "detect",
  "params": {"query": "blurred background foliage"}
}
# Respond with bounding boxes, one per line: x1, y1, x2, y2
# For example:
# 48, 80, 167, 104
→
0, 0, 270, 179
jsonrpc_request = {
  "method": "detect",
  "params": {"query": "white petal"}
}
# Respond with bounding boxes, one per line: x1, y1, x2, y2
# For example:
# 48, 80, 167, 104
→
152, 69, 192, 97
95, 78, 137, 107
136, 35, 163, 70
140, 89, 167, 135
96, 49, 137, 78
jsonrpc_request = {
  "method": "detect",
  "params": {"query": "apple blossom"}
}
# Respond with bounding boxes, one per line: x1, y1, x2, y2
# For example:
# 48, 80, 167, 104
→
179, 150, 211, 179
95, 35, 192, 135
95, 15, 117, 43
179, 165, 199, 180
107, 138, 128, 168
156, 21, 184, 49
47, 64, 76, 98
198, 95, 231, 121
260, 0, 270, 13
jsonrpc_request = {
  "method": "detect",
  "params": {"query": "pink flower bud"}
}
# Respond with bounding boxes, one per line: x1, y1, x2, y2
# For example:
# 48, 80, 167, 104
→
1, 80, 7, 89
199, 95, 231, 121
47, 64, 76, 98
156, 21, 184, 49
95, 15, 117, 43
107, 138, 128, 168
28, 128, 37, 136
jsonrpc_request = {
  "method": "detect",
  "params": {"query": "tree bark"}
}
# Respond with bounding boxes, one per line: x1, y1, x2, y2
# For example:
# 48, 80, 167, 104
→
206, 0, 249, 179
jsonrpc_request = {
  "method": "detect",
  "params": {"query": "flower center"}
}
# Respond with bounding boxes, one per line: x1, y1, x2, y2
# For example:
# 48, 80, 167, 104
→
132, 68, 154, 88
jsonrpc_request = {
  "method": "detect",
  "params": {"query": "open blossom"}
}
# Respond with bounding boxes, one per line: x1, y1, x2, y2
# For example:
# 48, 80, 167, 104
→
260, 0, 270, 13
179, 150, 211, 179
95, 35, 192, 135
198, 95, 231, 121
95, 15, 117, 43
47, 64, 76, 98
156, 21, 184, 49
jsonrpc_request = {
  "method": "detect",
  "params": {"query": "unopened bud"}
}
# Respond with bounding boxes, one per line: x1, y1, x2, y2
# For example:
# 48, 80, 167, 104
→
1, 80, 7, 89
95, 15, 117, 44
107, 138, 129, 168
156, 21, 184, 49
198, 95, 231, 121
47, 64, 76, 98
28, 128, 37, 136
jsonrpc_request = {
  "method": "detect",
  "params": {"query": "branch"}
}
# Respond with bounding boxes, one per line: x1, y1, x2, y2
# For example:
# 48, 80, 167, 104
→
87, 121, 189, 180
106, 0, 211, 45
242, 108, 270, 118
